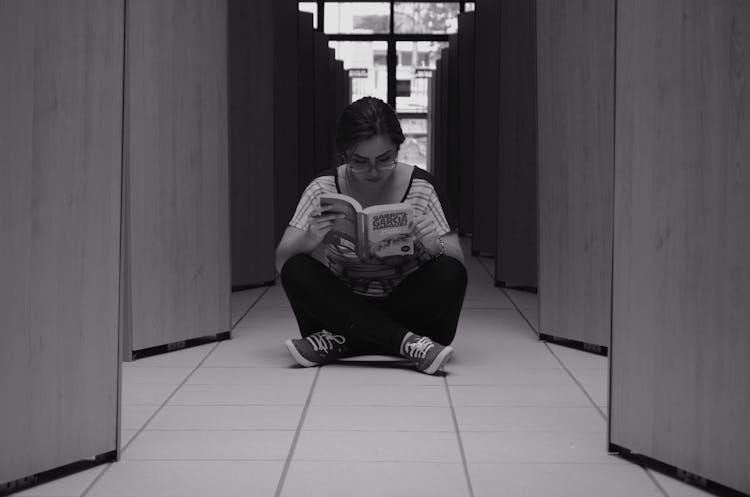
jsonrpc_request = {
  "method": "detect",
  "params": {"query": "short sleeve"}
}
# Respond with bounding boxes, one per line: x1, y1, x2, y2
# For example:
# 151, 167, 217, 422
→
289, 184, 319, 231
409, 168, 458, 234
288, 173, 338, 231
426, 193, 452, 237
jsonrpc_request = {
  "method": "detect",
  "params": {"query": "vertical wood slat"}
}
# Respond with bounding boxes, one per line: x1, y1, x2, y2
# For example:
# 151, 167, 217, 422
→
334, 59, 347, 142
426, 66, 436, 172
458, 13, 476, 234
297, 12, 316, 189
274, 0, 300, 245
314, 32, 331, 174
127, 0, 231, 351
447, 35, 461, 227
537, 0, 614, 345
472, 0, 500, 255
439, 48, 451, 193
431, 57, 443, 178
610, 0, 750, 492
0, 0, 122, 483
328, 48, 340, 167
228, 0, 276, 287
496, 0, 538, 289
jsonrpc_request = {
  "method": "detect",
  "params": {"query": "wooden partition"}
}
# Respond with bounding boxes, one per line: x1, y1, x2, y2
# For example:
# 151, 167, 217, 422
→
431, 57, 443, 180
124, 0, 231, 357
471, 0, 500, 255
313, 33, 331, 174
438, 49, 451, 192
495, 0, 538, 289
536, 0, 614, 347
334, 59, 347, 158
274, 0, 300, 245
0, 0, 122, 486
610, 0, 750, 493
328, 49, 339, 167
297, 12, 316, 189
446, 35, 461, 223
426, 75, 436, 172
457, 12, 476, 235
228, 0, 276, 288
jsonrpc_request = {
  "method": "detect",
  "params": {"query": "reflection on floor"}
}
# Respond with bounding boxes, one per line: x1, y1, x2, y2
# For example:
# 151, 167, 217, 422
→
15, 245, 714, 497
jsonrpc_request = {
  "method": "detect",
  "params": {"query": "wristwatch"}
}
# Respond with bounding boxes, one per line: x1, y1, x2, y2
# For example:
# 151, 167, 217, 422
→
433, 236, 445, 259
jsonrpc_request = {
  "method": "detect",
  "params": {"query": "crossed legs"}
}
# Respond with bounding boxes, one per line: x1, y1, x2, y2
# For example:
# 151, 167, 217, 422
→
279, 254, 467, 357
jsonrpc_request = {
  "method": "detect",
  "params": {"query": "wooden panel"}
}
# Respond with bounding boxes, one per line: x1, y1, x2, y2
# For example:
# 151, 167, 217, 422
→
472, 0, 500, 254
427, 73, 436, 172
447, 35, 461, 228
328, 48, 340, 166
0, 0, 122, 482
537, 0, 614, 344
458, 13, 476, 234
496, 0, 538, 288
438, 49, 450, 191
127, 0, 231, 351
313, 32, 331, 173
274, 0, 299, 245
334, 59, 347, 161
228, 0, 276, 287
431, 57, 443, 178
611, 0, 750, 492
297, 12, 316, 188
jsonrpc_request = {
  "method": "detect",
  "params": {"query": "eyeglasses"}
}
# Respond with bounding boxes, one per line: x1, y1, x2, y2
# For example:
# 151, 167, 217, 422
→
347, 150, 398, 173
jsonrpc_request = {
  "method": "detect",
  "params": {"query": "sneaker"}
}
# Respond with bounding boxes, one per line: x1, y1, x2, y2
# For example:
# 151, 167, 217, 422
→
401, 333, 453, 375
285, 330, 347, 367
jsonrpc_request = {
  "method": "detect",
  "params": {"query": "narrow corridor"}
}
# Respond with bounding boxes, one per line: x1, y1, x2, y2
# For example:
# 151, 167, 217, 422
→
14, 243, 712, 497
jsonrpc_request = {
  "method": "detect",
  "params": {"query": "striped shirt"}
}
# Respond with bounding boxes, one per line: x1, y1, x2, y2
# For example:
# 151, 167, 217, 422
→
289, 167, 457, 297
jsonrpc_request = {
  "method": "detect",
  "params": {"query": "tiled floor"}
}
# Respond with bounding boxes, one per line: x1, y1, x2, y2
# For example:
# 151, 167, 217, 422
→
14, 245, 717, 497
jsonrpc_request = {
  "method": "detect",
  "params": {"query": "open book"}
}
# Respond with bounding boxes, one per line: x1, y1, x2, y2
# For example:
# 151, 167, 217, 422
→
319, 193, 415, 259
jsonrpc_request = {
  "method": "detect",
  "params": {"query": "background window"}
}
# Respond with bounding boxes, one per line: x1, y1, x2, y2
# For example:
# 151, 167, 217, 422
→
324, 3, 391, 34
394, 3, 460, 34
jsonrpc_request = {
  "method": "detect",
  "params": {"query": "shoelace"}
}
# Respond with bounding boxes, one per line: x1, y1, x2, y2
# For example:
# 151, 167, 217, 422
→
306, 331, 346, 353
404, 336, 435, 360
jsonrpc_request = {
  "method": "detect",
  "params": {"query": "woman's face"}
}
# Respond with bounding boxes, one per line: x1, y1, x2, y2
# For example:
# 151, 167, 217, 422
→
347, 135, 398, 184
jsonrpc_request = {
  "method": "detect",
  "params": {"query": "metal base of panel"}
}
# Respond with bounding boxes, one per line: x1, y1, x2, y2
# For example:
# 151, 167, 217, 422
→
0, 450, 116, 497
131, 331, 231, 361
539, 333, 608, 356
231, 280, 276, 292
495, 281, 538, 293
608, 443, 749, 497
471, 250, 495, 257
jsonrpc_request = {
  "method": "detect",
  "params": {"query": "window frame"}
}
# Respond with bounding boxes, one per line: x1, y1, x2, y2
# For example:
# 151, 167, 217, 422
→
306, 1, 468, 107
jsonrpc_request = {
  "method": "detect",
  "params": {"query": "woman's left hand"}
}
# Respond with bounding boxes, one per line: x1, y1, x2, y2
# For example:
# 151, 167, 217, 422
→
413, 214, 442, 257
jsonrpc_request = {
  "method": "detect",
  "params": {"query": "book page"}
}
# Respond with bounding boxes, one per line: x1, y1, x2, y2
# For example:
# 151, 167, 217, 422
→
319, 194, 361, 252
363, 203, 415, 258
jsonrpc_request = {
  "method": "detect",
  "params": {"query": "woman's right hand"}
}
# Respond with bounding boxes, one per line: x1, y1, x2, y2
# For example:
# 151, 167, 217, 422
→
303, 205, 345, 250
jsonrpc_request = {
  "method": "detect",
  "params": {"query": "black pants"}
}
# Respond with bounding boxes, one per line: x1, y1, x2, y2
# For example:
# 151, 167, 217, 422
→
280, 254, 468, 357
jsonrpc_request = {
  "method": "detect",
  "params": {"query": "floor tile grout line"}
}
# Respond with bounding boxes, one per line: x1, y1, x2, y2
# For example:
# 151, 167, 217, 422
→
544, 344, 608, 421
444, 377, 476, 497
644, 468, 673, 497
122, 428, 299, 432
115, 458, 289, 462
472, 252, 540, 340
85, 287, 269, 496
231, 285, 272, 330
81, 340, 224, 497
273, 366, 321, 497
122, 428, 458, 432
467, 237, 610, 422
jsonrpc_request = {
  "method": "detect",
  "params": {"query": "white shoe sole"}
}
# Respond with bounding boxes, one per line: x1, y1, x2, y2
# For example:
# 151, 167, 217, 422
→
285, 339, 317, 367
422, 345, 453, 375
